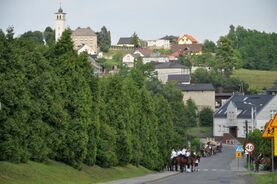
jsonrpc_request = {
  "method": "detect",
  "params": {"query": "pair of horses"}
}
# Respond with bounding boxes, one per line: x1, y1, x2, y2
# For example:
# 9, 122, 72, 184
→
168, 155, 200, 173
254, 156, 271, 172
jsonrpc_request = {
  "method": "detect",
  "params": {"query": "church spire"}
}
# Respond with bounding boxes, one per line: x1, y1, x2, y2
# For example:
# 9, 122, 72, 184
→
55, 4, 66, 42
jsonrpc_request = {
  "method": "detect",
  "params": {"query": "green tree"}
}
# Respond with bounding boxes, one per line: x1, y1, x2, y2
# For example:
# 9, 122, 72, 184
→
0, 27, 31, 163
20, 30, 44, 45
105, 75, 132, 166
203, 39, 216, 53
226, 25, 277, 70
154, 95, 174, 170
131, 32, 139, 48
96, 89, 117, 167
44, 26, 55, 45
178, 54, 191, 69
247, 130, 271, 157
215, 36, 242, 76
185, 98, 198, 127
97, 26, 111, 52
47, 29, 93, 169
139, 88, 159, 170
199, 107, 213, 127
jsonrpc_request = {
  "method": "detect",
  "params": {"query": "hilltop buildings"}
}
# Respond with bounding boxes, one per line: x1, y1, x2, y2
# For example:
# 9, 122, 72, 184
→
54, 7, 98, 54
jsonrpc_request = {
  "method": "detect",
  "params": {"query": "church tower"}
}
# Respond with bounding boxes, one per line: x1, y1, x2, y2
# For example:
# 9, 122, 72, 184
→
55, 6, 66, 42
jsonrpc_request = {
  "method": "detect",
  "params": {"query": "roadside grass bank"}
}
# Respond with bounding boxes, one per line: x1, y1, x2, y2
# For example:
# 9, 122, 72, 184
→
0, 160, 153, 184
187, 126, 213, 138
247, 172, 277, 184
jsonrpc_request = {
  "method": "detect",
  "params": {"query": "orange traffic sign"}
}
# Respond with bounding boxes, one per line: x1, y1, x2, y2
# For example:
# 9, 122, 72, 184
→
262, 119, 274, 138
271, 113, 277, 127
236, 151, 242, 158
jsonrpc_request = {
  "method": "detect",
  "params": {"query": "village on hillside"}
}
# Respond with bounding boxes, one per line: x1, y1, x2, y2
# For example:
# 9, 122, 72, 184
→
1, 2, 277, 184
55, 7, 277, 144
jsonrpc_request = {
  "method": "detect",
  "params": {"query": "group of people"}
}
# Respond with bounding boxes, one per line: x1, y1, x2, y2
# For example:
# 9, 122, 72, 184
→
171, 147, 191, 159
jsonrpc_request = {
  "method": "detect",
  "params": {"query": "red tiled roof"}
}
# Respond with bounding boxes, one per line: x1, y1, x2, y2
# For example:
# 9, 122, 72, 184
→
177, 34, 198, 44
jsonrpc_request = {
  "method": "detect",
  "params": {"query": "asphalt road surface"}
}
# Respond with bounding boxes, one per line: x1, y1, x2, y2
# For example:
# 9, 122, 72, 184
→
149, 145, 251, 184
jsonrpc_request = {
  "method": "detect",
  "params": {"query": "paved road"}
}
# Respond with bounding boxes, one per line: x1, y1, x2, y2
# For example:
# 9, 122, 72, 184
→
148, 144, 250, 184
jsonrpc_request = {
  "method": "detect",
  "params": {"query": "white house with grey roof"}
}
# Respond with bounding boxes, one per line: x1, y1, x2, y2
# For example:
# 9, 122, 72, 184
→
154, 62, 190, 84
213, 94, 277, 141
122, 53, 139, 68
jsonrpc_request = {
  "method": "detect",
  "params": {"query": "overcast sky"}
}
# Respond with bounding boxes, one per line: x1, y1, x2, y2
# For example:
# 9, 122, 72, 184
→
0, 0, 276, 44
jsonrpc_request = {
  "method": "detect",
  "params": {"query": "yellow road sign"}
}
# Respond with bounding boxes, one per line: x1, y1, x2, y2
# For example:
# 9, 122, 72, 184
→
236, 151, 242, 158
262, 119, 274, 138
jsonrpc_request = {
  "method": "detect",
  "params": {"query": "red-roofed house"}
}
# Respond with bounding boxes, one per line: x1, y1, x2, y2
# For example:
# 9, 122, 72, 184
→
177, 34, 198, 45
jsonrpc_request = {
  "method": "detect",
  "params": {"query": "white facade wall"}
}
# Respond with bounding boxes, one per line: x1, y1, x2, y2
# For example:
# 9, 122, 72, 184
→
143, 57, 169, 64
213, 118, 228, 137
182, 91, 215, 111
122, 54, 135, 68
117, 44, 134, 47
256, 95, 277, 130
155, 68, 190, 84
213, 118, 252, 138
147, 39, 170, 49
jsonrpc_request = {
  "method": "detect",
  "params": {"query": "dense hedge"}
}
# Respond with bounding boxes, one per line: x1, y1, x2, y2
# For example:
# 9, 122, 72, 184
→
0, 28, 189, 170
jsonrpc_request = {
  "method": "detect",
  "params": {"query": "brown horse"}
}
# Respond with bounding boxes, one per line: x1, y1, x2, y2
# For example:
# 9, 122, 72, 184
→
167, 157, 178, 171
190, 155, 201, 172
175, 155, 192, 172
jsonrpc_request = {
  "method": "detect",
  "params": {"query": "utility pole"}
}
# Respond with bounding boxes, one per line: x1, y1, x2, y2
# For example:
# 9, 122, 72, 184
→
245, 120, 250, 172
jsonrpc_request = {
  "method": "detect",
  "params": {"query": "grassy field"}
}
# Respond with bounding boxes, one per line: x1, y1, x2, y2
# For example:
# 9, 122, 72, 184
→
187, 127, 213, 138
232, 69, 277, 91
0, 160, 152, 184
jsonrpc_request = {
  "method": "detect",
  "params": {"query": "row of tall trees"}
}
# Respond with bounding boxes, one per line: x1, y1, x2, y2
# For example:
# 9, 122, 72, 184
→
0, 28, 190, 170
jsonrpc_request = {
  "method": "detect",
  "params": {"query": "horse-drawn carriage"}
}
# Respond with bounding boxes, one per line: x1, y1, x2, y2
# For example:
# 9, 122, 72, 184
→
200, 140, 222, 157
168, 154, 201, 173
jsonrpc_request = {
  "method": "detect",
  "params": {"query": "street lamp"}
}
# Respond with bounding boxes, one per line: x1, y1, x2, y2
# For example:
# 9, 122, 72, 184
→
243, 102, 256, 132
